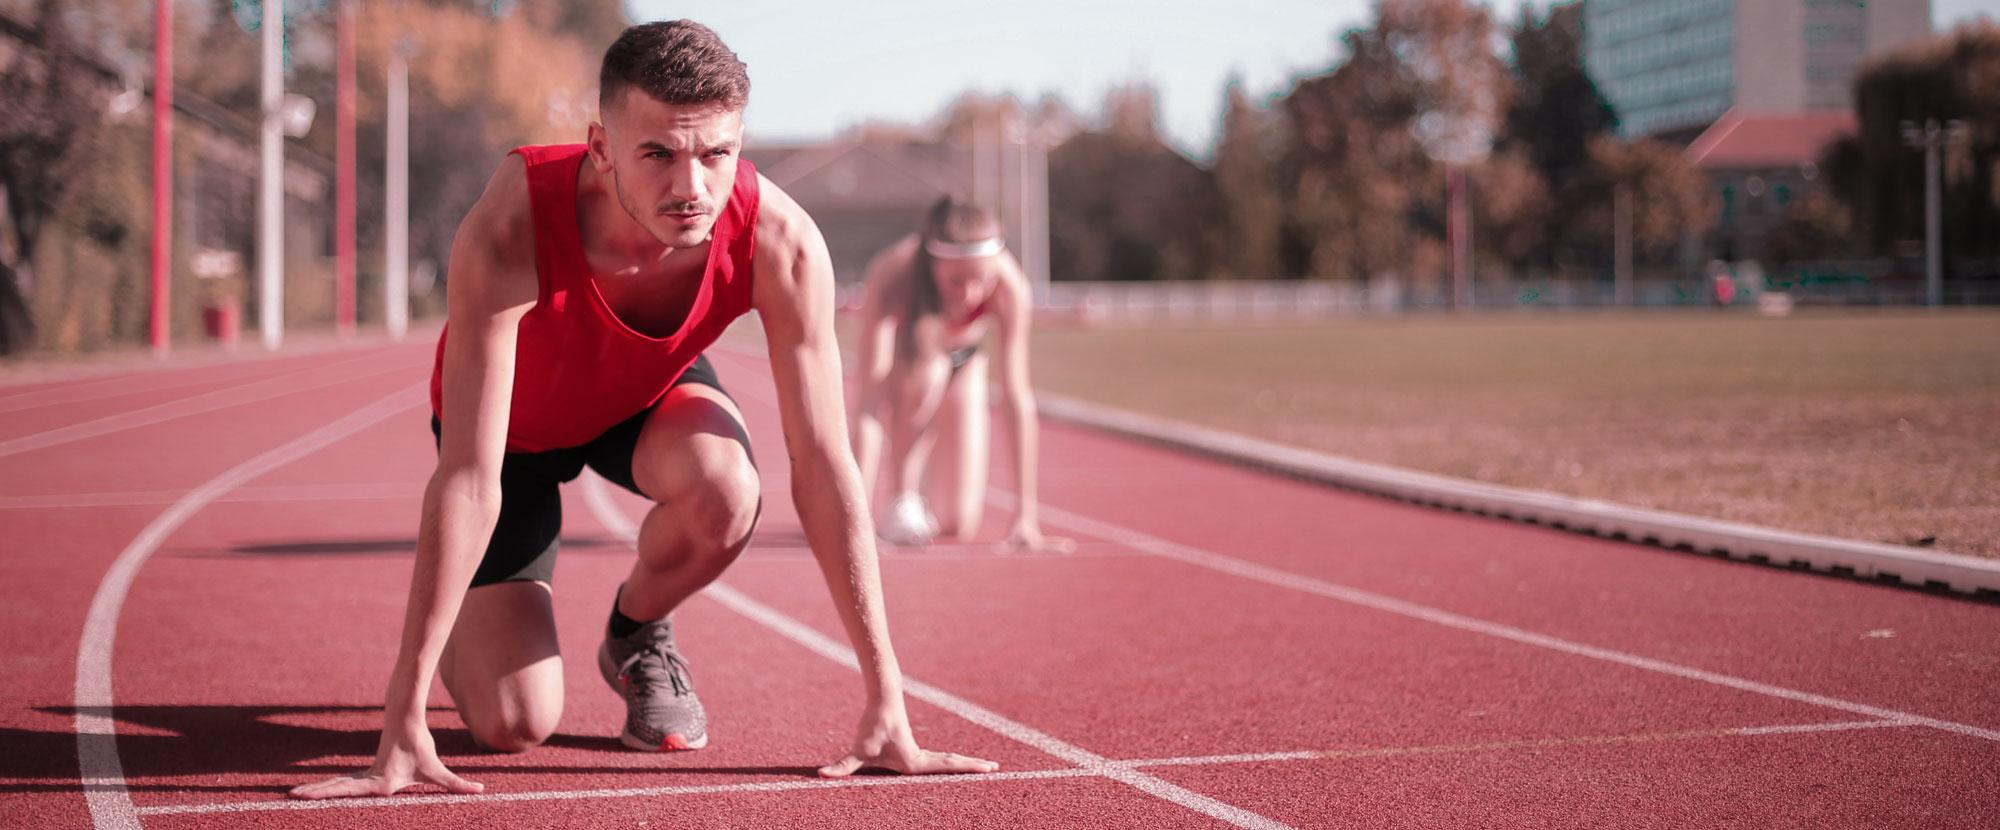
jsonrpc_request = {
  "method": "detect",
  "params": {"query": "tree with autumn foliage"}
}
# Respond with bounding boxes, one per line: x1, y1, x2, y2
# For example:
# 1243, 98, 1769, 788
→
1554, 136, 1714, 271
1500, 1, 1615, 196
0, 1, 144, 354
1276, 0, 1512, 293
1493, 0, 1615, 274
1047, 82, 1216, 281
1208, 75, 1287, 280
1820, 21, 2000, 266
0, 0, 625, 355
1468, 148, 1553, 280
1764, 191, 1860, 268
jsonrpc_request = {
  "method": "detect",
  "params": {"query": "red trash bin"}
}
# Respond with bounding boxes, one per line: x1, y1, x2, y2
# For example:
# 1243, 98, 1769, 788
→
202, 303, 239, 348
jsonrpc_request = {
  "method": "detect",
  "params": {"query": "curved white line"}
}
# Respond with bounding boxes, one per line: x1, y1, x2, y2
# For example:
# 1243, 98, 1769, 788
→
75, 383, 428, 829
3, 351, 406, 459
0, 363, 299, 416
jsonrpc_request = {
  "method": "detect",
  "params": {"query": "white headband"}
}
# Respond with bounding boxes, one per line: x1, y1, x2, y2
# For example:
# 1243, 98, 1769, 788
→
924, 237, 1005, 260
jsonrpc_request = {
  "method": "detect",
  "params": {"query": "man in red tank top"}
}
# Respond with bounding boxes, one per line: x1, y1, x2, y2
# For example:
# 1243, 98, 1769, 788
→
294, 21, 993, 801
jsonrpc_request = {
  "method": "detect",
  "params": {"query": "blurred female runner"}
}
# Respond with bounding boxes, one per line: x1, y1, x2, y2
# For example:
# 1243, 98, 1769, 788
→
849, 197, 1073, 552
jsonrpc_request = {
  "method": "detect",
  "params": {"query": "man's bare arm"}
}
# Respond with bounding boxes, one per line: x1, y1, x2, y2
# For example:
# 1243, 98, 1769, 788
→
751, 181, 996, 777
292, 156, 538, 800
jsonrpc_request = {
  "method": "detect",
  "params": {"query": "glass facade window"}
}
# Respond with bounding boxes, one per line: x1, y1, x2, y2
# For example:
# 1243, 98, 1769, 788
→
1587, 0, 1912, 137
1585, 0, 1735, 137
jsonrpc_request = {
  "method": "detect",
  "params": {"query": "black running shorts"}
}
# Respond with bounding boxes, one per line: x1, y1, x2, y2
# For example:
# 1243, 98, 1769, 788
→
429, 354, 747, 587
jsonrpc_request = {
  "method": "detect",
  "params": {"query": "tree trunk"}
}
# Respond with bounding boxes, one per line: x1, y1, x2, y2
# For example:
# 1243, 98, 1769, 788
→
0, 259, 36, 355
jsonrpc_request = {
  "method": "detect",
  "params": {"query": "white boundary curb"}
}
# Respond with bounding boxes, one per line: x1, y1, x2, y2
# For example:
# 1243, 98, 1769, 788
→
1036, 392, 2000, 598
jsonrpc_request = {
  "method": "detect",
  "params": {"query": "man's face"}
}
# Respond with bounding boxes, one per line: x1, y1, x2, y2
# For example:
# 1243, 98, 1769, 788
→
932, 256, 999, 319
588, 89, 743, 249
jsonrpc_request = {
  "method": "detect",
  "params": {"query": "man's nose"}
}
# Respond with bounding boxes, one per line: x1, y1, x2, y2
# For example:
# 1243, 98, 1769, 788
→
668, 159, 705, 204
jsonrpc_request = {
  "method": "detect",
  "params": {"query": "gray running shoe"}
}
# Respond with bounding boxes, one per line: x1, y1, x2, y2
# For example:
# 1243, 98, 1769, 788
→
598, 618, 709, 751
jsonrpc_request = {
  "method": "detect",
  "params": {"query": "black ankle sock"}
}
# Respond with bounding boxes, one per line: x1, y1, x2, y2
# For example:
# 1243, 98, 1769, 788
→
608, 587, 645, 640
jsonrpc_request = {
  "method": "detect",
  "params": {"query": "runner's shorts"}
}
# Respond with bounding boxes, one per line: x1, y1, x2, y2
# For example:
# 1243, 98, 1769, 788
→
428, 354, 747, 587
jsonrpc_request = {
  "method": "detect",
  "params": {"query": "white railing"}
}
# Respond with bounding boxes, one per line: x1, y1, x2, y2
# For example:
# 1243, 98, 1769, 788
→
833, 272, 2000, 321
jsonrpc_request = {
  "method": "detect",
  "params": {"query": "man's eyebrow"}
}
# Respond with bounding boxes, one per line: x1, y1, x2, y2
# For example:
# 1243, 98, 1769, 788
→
636, 138, 739, 153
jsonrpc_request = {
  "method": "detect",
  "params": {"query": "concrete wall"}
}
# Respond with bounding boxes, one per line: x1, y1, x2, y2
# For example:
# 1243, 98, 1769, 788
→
1734, 0, 1807, 112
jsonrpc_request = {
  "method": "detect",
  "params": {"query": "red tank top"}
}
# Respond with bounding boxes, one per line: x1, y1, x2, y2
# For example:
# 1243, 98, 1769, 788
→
429, 144, 761, 453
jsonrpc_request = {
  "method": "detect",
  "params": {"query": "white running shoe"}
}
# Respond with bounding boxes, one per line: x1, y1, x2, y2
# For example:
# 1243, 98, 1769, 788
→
878, 492, 938, 546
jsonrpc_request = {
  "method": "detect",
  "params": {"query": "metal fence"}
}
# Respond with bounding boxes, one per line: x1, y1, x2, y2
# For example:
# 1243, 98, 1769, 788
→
1024, 275, 2000, 323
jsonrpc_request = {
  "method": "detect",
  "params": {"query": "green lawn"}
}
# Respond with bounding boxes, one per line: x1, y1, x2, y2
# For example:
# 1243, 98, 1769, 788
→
1025, 308, 2000, 557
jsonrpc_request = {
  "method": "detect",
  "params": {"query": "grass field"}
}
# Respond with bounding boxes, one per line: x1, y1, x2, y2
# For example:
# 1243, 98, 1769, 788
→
1025, 308, 2000, 558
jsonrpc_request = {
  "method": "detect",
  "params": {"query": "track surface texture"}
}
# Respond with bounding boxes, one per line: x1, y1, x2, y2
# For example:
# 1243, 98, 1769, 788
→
2, 334, 1995, 829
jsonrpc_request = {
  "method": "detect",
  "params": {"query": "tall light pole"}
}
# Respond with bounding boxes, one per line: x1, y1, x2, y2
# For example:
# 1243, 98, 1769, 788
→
1002, 119, 1052, 293
257, 0, 285, 349
1901, 118, 1968, 308
1614, 181, 1633, 306
385, 38, 412, 340
1447, 165, 1472, 309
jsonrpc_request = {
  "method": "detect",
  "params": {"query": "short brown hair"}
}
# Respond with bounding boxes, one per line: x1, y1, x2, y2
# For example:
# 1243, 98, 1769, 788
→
599, 20, 750, 112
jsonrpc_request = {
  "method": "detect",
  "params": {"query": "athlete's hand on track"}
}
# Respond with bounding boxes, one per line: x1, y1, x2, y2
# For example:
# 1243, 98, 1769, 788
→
818, 703, 999, 778
289, 722, 484, 799
999, 522, 1076, 554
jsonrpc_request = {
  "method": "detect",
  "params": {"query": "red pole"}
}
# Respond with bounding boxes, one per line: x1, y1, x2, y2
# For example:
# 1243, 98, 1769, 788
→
335, 0, 356, 336
149, 0, 173, 355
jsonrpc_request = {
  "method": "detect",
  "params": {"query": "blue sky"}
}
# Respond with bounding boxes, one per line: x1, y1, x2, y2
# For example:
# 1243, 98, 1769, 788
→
625, 0, 1998, 157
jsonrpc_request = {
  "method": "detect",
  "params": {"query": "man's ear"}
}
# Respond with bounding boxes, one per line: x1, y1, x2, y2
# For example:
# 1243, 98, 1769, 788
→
586, 121, 614, 173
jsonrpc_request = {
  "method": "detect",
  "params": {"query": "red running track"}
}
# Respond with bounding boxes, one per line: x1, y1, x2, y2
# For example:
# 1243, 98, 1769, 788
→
1, 332, 1996, 829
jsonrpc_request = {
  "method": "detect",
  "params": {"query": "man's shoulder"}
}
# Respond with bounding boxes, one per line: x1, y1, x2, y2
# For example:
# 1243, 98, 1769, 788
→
452, 155, 540, 310
466, 155, 536, 258
750, 173, 819, 259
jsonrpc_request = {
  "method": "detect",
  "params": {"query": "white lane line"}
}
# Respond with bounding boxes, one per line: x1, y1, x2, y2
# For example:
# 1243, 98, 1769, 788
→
1122, 750, 1323, 768
134, 719, 1921, 817
582, 474, 1296, 830
75, 383, 429, 830
134, 768, 1097, 817
0, 373, 131, 404
0, 363, 296, 416
0, 374, 154, 412
0, 352, 409, 459
988, 489, 2000, 744
1112, 719, 1914, 769
0, 483, 422, 510
1730, 719, 1912, 736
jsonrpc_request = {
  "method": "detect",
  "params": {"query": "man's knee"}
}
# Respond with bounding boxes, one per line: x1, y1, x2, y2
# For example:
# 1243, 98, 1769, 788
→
655, 450, 760, 555
459, 675, 562, 754
468, 708, 559, 754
